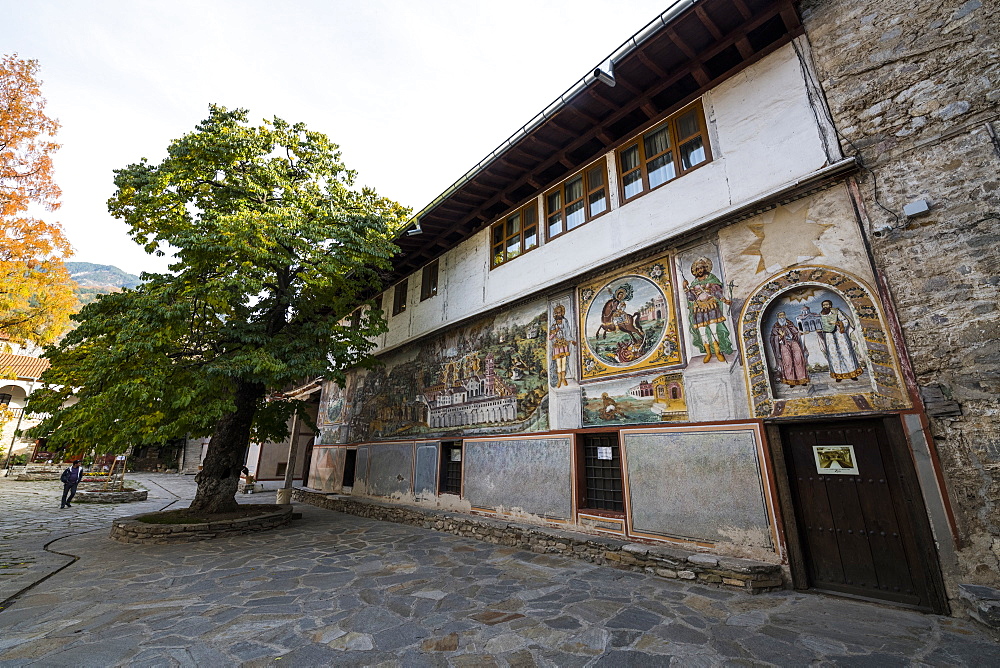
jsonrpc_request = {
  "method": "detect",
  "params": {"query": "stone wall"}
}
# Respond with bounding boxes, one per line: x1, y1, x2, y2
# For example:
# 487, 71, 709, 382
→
292, 489, 784, 594
800, 0, 1000, 586
75, 489, 148, 504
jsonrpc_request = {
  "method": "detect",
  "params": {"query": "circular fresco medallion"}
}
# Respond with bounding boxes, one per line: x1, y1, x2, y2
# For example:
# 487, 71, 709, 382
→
584, 276, 668, 368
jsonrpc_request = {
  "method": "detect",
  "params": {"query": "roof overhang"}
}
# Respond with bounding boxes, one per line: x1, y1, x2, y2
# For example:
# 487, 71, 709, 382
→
385, 0, 804, 286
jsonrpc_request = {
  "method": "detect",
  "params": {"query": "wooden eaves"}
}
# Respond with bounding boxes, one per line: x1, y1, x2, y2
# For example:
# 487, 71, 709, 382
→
384, 0, 804, 287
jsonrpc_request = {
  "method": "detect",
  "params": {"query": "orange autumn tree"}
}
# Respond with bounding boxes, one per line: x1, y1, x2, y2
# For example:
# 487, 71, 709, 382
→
0, 54, 75, 349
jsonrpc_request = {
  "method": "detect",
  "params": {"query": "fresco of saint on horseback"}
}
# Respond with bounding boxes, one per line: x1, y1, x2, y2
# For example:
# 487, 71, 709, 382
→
585, 276, 668, 368
596, 283, 644, 343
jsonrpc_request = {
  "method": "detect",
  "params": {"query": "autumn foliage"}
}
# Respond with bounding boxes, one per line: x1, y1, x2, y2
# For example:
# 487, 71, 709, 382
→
0, 54, 75, 348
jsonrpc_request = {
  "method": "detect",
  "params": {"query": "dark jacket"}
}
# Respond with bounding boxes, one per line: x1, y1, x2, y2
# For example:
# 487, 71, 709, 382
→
60, 466, 83, 485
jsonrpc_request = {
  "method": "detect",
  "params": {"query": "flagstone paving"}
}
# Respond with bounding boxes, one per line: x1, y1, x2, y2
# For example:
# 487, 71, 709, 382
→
0, 474, 997, 666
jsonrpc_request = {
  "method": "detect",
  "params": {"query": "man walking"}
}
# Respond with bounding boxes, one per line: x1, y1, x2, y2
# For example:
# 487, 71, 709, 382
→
60, 460, 84, 508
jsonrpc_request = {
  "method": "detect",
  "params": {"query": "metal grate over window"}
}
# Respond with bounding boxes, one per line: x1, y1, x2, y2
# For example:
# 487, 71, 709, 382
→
439, 442, 462, 495
581, 434, 624, 511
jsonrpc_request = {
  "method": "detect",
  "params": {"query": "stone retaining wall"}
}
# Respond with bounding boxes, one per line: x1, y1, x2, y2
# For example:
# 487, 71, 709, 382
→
75, 489, 148, 504
111, 506, 293, 544
293, 489, 784, 593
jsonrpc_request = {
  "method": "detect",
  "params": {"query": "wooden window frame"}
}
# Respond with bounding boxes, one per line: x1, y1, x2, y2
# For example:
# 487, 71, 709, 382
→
420, 260, 439, 301
615, 99, 712, 204
545, 158, 610, 241
489, 201, 539, 269
391, 279, 408, 316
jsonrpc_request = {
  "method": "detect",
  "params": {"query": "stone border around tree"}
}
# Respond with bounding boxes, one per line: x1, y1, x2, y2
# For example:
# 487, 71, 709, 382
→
110, 505, 293, 544
75, 489, 148, 504
293, 489, 785, 594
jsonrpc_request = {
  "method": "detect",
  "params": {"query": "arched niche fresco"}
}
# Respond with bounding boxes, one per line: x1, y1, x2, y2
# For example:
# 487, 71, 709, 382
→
740, 266, 911, 418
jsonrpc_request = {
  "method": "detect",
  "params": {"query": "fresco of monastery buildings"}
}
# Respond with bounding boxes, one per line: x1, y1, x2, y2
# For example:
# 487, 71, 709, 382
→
316, 300, 548, 443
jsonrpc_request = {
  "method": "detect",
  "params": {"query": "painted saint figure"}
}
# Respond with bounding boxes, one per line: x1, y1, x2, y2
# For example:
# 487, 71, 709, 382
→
683, 257, 733, 363
769, 311, 809, 386
548, 304, 576, 387
597, 283, 644, 344
818, 299, 863, 381
600, 392, 628, 420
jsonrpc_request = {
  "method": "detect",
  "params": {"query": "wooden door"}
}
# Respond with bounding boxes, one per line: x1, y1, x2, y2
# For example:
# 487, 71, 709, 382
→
780, 419, 944, 612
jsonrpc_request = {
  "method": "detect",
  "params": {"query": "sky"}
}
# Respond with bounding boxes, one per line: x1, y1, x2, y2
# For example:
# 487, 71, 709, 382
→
5, 0, 680, 277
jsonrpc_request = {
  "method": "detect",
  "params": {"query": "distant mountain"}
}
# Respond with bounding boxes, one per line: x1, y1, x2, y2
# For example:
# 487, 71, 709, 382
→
65, 262, 143, 307
65, 262, 143, 289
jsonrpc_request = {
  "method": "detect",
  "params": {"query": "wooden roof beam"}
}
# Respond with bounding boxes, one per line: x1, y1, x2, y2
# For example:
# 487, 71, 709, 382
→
529, 134, 563, 152
735, 36, 754, 59
732, 0, 752, 19
613, 75, 643, 97
586, 87, 618, 111
430, 6, 794, 246
500, 154, 535, 171
779, 1, 802, 30
565, 105, 602, 125
546, 115, 581, 138
636, 50, 668, 78
667, 27, 710, 86
695, 6, 724, 41
666, 28, 697, 59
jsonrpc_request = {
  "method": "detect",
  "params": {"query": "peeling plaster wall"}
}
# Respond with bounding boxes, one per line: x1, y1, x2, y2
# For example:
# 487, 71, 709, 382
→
801, 0, 1000, 587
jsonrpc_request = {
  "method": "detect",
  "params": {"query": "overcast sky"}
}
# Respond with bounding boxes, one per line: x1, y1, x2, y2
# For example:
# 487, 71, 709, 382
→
5, 0, 678, 276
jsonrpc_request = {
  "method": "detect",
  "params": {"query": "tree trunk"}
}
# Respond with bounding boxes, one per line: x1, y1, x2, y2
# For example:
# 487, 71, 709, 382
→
189, 380, 264, 514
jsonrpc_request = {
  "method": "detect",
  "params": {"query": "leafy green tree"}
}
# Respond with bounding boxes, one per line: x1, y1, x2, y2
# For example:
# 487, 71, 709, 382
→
29, 106, 406, 512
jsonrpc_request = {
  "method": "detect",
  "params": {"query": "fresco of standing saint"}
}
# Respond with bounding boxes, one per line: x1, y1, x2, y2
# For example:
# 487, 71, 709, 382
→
769, 311, 809, 386
818, 299, 863, 381
548, 304, 576, 388
683, 256, 734, 363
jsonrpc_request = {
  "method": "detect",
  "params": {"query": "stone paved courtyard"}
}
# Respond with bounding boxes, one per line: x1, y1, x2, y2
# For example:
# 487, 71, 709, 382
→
0, 474, 997, 666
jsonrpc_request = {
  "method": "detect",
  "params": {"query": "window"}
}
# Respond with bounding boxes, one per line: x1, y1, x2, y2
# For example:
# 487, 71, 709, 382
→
617, 100, 710, 202
490, 202, 538, 268
546, 159, 609, 240
578, 433, 624, 512
439, 441, 462, 495
392, 279, 408, 316
0, 393, 10, 406
420, 260, 439, 301
276, 462, 288, 477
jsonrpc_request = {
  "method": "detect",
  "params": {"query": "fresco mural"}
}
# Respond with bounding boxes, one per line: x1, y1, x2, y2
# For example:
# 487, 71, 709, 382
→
582, 372, 687, 425
763, 289, 867, 398
337, 300, 549, 441
578, 255, 682, 381
741, 266, 911, 418
548, 301, 578, 388
307, 447, 341, 492
676, 245, 735, 365
318, 381, 346, 425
